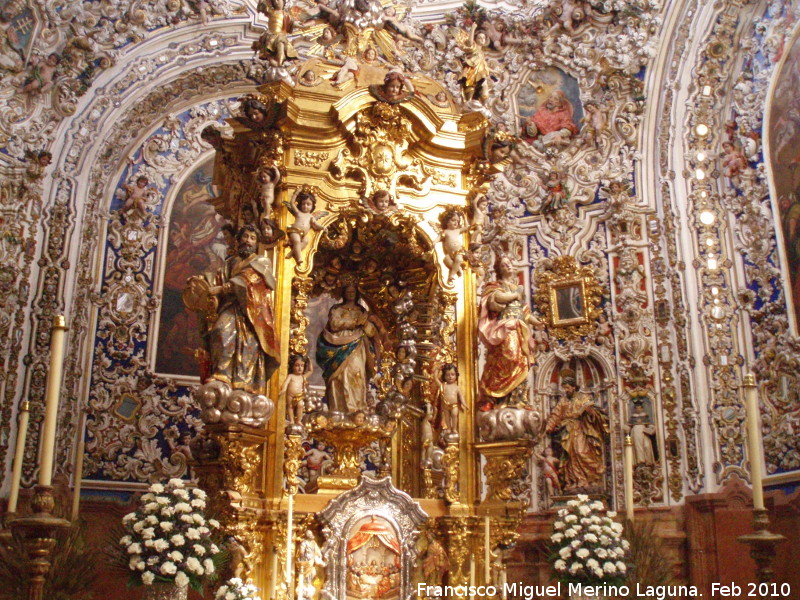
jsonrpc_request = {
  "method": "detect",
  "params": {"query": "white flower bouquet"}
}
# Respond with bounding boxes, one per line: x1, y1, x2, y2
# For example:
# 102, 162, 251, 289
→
549, 494, 629, 586
120, 478, 221, 591
215, 578, 262, 600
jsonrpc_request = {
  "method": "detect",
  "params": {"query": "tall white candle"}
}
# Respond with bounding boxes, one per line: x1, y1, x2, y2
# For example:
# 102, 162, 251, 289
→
469, 554, 475, 600
70, 411, 87, 521
286, 491, 294, 600
7, 401, 31, 513
624, 435, 634, 521
483, 516, 490, 583
39, 315, 67, 488
743, 373, 764, 510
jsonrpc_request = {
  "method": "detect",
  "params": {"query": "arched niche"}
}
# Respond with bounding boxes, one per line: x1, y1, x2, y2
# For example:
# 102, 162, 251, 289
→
291, 207, 451, 498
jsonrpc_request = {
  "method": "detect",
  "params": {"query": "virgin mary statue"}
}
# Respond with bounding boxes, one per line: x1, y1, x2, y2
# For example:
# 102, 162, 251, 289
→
315, 282, 381, 412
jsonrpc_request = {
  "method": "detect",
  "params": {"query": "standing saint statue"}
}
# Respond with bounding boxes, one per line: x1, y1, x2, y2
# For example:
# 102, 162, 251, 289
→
478, 255, 537, 407
545, 369, 609, 492
296, 530, 325, 600
315, 282, 383, 413
203, 224, 280, 393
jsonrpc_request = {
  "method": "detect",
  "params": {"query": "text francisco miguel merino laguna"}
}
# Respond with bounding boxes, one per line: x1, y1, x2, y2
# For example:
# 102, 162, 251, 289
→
417, 582, 700, 600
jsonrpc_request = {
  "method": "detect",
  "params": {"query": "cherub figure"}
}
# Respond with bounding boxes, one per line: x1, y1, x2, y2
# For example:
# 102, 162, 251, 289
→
240, 96, 271, 128
285, 189, 325, 265
256, 164, 281, 219
367, 189, 397, 215
420, 402, 435, 467
469, 194, 490, 250
531, 317, 550, 353
537, 447, 561, 498
19, 53, 61, 94
581, 100, 607, 146
439, 363, 466, 433
24, 150, 52, 181
594, 312, 613, 349
540, 171, 567, 214
381, 5, 423, 43
721, 141, 749, 178
281, 354, 311, 425
117, 175, 154, 218
435, 209, 470, 284
369, 70, 414, 104
427, 90, 450, 108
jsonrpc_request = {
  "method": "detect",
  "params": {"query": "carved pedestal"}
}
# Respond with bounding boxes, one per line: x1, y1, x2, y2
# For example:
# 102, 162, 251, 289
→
192, 423, 271, 580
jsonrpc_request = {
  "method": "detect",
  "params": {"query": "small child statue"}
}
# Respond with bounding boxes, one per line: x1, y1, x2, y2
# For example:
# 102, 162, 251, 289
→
436, 209, 470, 284
439, 363, 466, 433
280, 354, 311, 425
285, 189, 325, 265
469, 193, 489, 250
118, 175, 154, 218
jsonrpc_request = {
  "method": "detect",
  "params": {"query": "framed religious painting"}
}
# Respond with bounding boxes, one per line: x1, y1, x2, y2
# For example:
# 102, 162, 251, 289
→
534, 256, 603, 340
550, 278, 587, 326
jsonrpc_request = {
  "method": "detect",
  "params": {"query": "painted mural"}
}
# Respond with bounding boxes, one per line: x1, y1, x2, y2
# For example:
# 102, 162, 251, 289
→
155, 157, 227, 377
518, 67, 583, 151
769, 33, 800, 331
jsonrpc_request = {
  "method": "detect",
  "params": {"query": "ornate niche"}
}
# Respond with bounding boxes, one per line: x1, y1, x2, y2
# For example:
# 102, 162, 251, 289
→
318, 477, 427, 600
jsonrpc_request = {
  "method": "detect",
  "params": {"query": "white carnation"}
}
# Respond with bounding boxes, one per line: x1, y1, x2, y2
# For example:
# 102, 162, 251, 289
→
150, 483, 165, 494
603, 561, 617, 574
173, 489, 189, 499
595, 548, 608, 559
564, 528, 577, 539
168, 551, 184, 562
208, 518, 219, 528
193, 544, 207, 556
553, 521, 565, 530
144, 502, 160, 513
576, 548, 590, 559
123, 512, 137, 523
186, 528, 201, 540
577, 494, 589, 502
175, 572, 189, 587
136, 561, 146, 571
551, 533, 564, 543
160, 521, 174, 532
161, 561, 178, 575
564, 514, 577, 523
203, 558, 215, 574
590, 501, 604, 511
192, 488, 207, 500
155, 496, 170, 505
175, 502, 192, 513
616, 561, 627, 572
558, 547, 571, 559
193, 514, 204, 524
142, 527, 155, 540
586, 558, 599, 569
210, 544, 220, 554
145, 515, 159, 525
153, 539, 170, 552
186, 556, 204, 574
142, 572, 155, 585
569, 562, 583, 574
168, 478, 185, 488
593, 567, 603, 577
606, 510, 617, 518
570, 540, 581, 549
554, 559, 567, 571
161, 507, 175, 518
191, 498, 206, 509
171, 534, 186, 546
579, 505, 591, 516
127, 543, 142, 554
584, 533, 598, 543
120, 535, 132, 546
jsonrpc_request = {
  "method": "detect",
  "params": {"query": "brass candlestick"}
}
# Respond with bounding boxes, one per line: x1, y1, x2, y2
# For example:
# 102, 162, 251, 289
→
738, 509, 785, 590
8, 485, 70, 600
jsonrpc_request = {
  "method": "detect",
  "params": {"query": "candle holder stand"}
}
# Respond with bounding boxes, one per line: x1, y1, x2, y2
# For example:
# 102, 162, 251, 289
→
737, 508, 785, 590
8, 485, 70, 600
